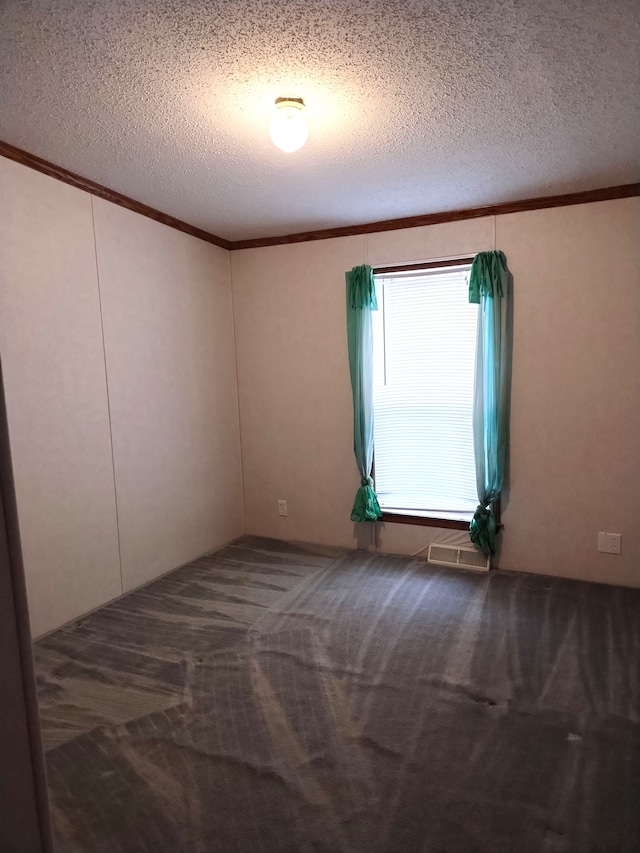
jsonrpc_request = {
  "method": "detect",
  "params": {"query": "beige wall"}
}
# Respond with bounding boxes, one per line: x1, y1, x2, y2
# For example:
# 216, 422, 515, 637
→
497, 200, 640, 586
231, 198, 640, 587
0, 159, 121, 635
93, 200, 244, 591
0, 157, 244, 635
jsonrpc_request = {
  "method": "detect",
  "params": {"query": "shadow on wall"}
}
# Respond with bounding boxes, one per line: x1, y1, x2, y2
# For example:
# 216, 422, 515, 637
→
353, 522, 375, 551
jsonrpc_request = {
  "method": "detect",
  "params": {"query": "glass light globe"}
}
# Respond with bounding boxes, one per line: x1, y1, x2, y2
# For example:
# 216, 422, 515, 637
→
269, 98, 308, 153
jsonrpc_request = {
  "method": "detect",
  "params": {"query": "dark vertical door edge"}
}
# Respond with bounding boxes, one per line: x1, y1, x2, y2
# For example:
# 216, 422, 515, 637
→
0, 361, 55, 853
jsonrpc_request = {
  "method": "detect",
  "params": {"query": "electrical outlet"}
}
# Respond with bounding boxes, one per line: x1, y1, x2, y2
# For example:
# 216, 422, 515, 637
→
598, 532, 621, 554
278, 500, 288, 517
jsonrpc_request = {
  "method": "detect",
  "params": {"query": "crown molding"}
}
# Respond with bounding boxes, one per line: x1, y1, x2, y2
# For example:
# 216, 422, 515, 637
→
229, 183, 640, 249
2, 141, 638, 252
0, 141, 231, 250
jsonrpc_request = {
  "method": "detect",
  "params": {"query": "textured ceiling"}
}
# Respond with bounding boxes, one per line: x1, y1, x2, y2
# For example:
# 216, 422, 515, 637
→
1, 0, 639, 241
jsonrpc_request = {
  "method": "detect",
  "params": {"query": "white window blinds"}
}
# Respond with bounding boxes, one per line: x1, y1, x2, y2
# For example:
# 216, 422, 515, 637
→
372, 265, 478, 519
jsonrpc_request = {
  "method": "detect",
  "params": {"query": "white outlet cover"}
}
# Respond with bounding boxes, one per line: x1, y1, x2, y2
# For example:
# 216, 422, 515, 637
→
598, 532, 621, 554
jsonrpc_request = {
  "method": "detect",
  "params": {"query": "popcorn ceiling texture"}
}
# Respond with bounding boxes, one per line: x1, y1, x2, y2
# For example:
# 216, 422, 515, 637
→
1, 0, 639, 241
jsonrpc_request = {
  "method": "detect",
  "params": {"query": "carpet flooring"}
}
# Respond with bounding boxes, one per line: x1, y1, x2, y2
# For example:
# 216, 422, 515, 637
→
33, 536, 640, 852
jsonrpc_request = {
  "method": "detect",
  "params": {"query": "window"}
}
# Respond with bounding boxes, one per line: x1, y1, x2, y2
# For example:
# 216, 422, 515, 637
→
372, 260, 478, 524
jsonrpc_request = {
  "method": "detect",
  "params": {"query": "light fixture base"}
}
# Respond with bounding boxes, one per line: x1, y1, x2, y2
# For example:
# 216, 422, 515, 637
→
274, 97, 305, 110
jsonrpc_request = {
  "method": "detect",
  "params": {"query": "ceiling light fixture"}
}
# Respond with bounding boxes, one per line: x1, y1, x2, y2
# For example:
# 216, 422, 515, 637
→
269, 97, 308, 153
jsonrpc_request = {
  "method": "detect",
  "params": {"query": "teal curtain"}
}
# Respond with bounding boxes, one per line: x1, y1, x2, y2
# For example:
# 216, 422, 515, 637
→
468, 251, 510, 556
346, 265, 382, 522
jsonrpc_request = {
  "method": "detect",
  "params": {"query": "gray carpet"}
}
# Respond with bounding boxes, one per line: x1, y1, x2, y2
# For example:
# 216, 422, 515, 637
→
33, 536, 640, 852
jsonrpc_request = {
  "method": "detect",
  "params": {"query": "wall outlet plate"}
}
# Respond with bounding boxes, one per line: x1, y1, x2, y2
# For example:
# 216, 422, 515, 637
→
278, 500, 288, 516
598, 532, 621, 554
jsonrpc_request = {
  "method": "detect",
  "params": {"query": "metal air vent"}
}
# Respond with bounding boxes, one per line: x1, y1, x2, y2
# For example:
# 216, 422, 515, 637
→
427, 543, 490, 572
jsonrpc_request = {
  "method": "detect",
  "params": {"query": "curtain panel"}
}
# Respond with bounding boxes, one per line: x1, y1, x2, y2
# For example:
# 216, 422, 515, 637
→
346, 265, 382, 522
468, 250, 511, 556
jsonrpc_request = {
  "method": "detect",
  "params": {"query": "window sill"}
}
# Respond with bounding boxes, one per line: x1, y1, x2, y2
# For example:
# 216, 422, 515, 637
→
379, 512, 470, 530
379, 502, 502, 531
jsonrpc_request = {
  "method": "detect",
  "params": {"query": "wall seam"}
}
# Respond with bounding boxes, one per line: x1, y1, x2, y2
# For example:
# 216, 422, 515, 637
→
90, 197, 125, 594
226, 249, 247, 536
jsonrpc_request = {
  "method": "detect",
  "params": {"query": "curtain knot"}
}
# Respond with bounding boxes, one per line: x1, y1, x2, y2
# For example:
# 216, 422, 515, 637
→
360, 475, 374, 487
470, 503, 497, 557
351, 481, 381, 522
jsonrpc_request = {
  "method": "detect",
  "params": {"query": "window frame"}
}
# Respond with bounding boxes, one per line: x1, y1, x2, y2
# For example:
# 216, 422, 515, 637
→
371, 256, 493, 530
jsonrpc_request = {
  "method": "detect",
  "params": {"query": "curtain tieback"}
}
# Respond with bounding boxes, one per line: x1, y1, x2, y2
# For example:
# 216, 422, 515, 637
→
360, 475, 374, 487
474, 503, 492, 519
470, 503, 497, 556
